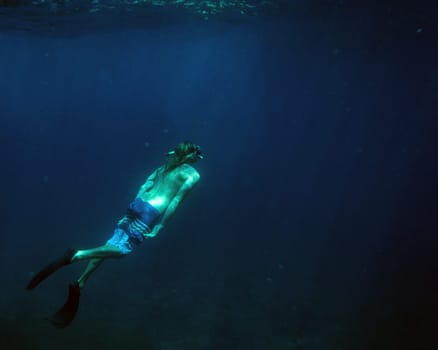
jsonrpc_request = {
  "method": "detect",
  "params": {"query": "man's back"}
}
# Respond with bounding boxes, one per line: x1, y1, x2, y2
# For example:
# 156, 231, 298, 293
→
138, 163, 200, 213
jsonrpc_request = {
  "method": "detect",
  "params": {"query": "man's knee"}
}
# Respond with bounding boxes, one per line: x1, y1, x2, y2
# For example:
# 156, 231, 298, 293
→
103, 243, 131, 257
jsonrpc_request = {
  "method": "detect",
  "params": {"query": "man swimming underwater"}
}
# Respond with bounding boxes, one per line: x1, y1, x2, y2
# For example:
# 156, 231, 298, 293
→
27, 141, 202, 328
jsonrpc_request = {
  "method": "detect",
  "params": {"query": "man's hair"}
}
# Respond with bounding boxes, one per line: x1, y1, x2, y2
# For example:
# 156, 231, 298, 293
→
164, 141, 200, 172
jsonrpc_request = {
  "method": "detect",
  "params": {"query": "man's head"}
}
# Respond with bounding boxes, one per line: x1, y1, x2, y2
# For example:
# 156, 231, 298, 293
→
165, 141, 203, 170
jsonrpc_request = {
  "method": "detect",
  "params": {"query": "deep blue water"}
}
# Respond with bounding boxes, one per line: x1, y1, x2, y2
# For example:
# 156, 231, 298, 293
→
1, 1, 437, 349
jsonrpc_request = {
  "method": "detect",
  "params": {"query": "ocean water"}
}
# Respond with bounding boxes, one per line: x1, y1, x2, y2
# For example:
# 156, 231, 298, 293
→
0, 1, 436, 349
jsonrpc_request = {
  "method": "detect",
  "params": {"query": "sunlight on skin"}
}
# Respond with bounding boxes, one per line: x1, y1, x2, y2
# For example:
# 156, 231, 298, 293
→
148, 196, 166, 207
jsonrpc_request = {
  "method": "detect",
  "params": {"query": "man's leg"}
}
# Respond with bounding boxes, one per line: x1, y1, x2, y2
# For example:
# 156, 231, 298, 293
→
73, 244, 125, 289
72, 244, 125, 262
46, 252, 115, 328
77, 258, 104, 289
27, 230, 128, 292
46, 244, 124, 327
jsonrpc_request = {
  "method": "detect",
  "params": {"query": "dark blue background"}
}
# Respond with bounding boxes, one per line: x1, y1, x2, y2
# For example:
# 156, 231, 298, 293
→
0, 3, 437, 349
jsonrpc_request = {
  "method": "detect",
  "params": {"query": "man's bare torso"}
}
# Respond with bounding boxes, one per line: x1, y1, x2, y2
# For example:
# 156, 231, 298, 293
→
136, 163, 200, 213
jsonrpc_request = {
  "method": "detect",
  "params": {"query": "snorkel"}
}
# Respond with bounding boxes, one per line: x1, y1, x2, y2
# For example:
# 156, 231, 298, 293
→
166, 143, 203, 160
164, 141, 203, 171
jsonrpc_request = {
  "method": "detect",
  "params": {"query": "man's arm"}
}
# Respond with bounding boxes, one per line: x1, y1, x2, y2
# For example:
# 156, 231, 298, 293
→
145, 173, 200, 237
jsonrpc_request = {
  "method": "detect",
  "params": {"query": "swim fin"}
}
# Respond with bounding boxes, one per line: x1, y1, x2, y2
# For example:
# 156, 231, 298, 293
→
47, 282, 81, 328
26, 248, 76, 290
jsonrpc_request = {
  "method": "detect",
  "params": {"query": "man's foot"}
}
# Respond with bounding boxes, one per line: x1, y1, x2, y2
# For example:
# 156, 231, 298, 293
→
47, 282, 81, 328
26, 249, 76, 290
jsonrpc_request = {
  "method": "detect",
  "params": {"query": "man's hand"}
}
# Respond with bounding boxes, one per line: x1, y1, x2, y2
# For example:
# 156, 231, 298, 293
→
144, 224, 164, 238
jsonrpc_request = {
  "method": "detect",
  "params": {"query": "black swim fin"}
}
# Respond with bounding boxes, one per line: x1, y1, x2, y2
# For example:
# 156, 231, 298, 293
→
47, 282, 81, 328
26, 248, 76, 290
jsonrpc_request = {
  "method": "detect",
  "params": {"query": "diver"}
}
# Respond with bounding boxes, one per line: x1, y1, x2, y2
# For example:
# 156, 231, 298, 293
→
26, 141, 203, 328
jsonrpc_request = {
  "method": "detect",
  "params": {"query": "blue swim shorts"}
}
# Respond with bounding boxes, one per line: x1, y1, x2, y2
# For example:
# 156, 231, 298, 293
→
106, 199, 161, 255
106, 227, 138, 255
